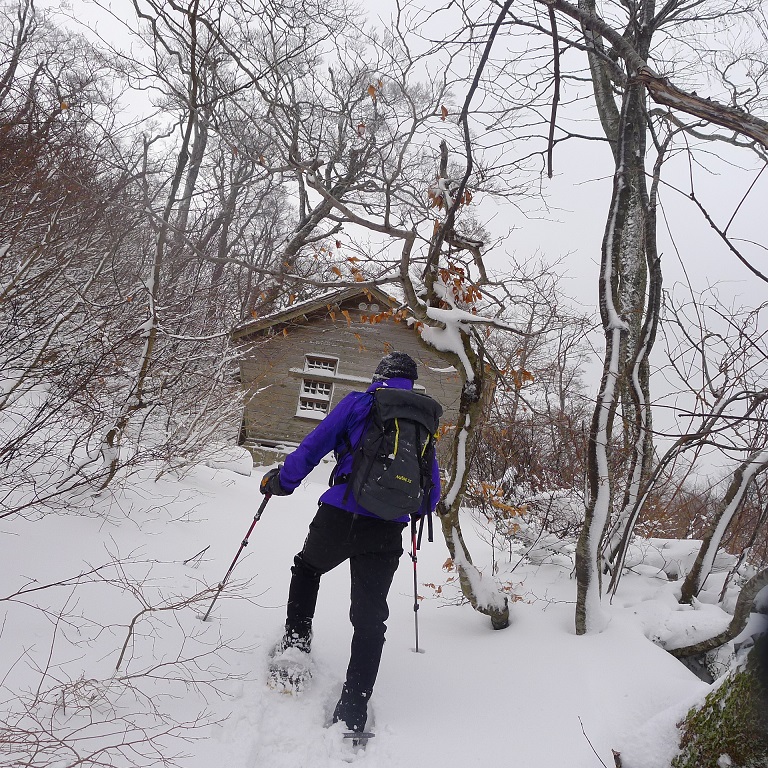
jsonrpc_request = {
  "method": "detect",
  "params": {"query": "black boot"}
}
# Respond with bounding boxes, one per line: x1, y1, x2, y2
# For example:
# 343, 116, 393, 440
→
273, 625, 312, 655
332, 684, 369, 733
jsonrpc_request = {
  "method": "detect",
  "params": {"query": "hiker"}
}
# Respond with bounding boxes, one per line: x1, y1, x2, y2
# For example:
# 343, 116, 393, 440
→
259, 351, 441, 733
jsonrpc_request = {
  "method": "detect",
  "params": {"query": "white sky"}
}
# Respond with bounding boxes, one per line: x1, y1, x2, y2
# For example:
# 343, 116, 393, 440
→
44, 0, 765, 307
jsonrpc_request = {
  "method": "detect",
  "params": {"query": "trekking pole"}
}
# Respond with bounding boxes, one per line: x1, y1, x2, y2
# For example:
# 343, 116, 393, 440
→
201, 493, 271, 622
410, 516, 424, 653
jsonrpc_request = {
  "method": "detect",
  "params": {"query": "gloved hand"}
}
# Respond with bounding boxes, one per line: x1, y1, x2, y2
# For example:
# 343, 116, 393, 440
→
260, 465, 290, 496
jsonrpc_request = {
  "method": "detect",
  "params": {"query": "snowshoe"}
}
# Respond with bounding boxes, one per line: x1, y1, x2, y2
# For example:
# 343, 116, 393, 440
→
266, 645, 312, 694
343, 731, 375, 749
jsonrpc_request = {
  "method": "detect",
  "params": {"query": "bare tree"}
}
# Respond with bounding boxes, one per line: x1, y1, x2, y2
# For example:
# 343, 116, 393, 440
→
427, 0, 768, 632
537, 0, 768, 634
0, 4, 149, 516
606, 292, 768, 595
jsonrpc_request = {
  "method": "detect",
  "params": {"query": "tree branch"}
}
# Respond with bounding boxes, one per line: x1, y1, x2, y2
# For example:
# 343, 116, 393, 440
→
537, 0, 768, 150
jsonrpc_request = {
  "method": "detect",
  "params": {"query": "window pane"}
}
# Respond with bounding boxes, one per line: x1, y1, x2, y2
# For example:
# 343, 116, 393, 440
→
305, 355, 338, 373
298, 398, 330, 413
302, 380, 332, 397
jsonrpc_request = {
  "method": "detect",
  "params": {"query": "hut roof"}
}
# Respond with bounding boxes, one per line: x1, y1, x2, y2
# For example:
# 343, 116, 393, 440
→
232, 285, 401, 341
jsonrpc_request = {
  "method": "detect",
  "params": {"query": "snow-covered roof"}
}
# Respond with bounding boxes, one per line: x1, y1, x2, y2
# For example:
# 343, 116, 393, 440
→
232, 285, 400, 339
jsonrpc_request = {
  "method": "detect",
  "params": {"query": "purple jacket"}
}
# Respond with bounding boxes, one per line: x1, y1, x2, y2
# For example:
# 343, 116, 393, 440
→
279, 378, 441, 523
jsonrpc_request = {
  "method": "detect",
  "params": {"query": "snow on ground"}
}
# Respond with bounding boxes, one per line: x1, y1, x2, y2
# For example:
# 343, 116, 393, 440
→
1, 457, 715, 768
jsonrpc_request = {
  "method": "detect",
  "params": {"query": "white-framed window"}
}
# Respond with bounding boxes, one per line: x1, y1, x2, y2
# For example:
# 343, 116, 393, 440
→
296, 355, 338, 419
304, 355, 338, 374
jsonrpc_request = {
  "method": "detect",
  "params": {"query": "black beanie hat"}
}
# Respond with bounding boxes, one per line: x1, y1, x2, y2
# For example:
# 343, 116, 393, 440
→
372, 351, 418, 382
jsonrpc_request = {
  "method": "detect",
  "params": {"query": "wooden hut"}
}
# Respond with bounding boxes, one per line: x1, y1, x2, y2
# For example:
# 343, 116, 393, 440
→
233, 286, 462, 462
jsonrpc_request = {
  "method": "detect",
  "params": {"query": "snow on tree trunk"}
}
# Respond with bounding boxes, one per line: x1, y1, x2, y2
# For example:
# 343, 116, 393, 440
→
603, 142, 664, 578
576, 83, 652, 635
680, 448, 768, 604
421, 326, 510, 631
436, 393, 510, 629
575, 0, 660, 631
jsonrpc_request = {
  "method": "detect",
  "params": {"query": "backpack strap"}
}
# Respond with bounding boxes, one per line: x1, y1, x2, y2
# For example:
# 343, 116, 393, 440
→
329, 431, 354, 486
340, 392, 377, 503
416, 424, 434, 491
327, 392, 374, 488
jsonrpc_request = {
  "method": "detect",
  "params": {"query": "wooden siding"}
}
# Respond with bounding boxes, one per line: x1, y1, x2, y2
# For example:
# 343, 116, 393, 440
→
238, 297, 462, 452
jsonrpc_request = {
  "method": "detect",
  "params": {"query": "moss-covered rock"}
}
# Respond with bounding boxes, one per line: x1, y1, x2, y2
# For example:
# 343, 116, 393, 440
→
672, 635, 768, 768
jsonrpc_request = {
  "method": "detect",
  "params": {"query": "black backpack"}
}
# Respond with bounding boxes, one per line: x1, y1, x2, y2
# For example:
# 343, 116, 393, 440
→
343, 388, 443, 520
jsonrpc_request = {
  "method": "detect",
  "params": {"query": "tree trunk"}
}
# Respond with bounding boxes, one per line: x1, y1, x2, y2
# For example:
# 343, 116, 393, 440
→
670, 569, 768, 658
574, 0, 657, 633
400, 254, 510, 631
436, 340, 510, 630
576, 82, 650, 634
680, 449, 768, 603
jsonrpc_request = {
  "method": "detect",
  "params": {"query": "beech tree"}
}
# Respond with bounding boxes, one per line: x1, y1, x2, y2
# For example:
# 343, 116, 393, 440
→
536, 0, 768, 634
423, 0, 768, 633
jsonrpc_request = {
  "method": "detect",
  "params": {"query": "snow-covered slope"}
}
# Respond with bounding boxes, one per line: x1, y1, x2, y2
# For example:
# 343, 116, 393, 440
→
1, 457, 714, 768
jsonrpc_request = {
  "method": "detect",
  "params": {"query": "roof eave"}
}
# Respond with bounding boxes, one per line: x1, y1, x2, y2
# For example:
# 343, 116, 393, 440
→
232, 285, 399, 340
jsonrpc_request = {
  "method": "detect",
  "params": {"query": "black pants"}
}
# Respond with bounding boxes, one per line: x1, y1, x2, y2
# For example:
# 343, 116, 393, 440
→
286, 503, 406, 697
